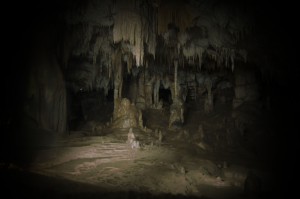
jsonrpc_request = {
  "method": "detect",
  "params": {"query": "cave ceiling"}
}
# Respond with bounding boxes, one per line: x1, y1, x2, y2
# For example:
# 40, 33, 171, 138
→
63, 0, 253, 69
5, 0, 294, 93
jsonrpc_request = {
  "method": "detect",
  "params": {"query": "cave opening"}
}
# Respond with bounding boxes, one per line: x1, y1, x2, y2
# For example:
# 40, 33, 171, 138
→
159, 87, 172, 106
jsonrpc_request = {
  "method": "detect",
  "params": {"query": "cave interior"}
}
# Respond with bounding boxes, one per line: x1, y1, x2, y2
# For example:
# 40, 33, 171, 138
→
1, 0, 299, 198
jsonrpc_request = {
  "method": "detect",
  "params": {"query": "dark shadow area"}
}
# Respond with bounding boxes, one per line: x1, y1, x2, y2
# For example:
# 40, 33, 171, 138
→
1, 168, 281, 199
159, 88, 172, 106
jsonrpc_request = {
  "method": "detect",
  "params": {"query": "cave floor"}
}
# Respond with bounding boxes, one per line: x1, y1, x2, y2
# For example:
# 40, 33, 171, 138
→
2, 100, 276, 199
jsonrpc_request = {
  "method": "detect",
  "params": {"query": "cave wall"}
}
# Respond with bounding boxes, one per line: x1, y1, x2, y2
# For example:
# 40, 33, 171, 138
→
17, 4, 68, 135
25, 50, 67, 134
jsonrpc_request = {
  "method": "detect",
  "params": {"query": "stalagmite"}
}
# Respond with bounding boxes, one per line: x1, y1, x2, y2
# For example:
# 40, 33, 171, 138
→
127, 127, 135, 144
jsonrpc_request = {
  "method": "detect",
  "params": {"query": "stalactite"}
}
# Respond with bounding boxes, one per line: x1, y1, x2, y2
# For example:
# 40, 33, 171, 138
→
225, 49, 229, 67
113, 10, 144, 66
113, 0, 157, 67
109, 58, 112, 79
192, 55, 195, 65
126, 53, 133, 74
199, 56, 202, 70
182, 44, 203, 69
230, 49, 235, 71
112, 47, 123, 101
174, 59, 178, 98
197, 48, 203, 70
93, 37, 102, 65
